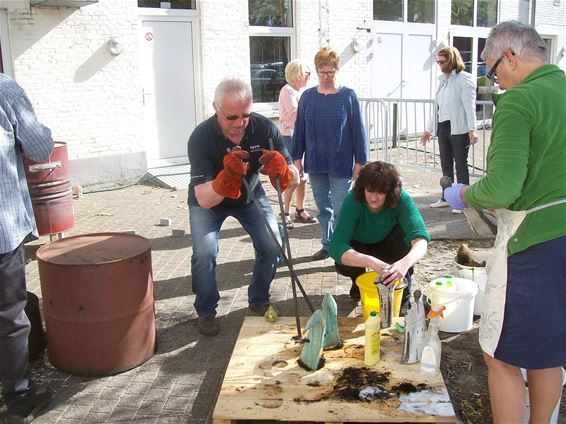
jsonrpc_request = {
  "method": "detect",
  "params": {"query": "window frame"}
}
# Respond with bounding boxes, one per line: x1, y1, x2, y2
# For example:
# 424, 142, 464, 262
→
372, 0, 436, 24
450, 0, 498, 28
249, 1, 295, 115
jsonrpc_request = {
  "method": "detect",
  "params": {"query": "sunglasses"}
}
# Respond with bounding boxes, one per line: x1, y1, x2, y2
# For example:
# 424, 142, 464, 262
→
216, 105, 252, 121
486, 56, 503, 84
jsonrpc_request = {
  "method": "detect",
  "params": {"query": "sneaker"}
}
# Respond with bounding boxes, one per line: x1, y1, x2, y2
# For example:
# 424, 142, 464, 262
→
7, 388, 51, 424
197, 316, 219, 336
312, 249, 329, 261
451, 208, 463, 214
349, 283, 360, 300
429, 199, 449, 208
248, 303, 273, 316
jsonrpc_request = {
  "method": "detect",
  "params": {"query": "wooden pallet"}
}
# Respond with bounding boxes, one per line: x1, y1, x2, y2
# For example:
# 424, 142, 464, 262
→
213, 317, 455, 423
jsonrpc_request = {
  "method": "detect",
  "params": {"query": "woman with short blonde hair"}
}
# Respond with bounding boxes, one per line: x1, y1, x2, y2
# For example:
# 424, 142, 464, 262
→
278, 59, 315, 228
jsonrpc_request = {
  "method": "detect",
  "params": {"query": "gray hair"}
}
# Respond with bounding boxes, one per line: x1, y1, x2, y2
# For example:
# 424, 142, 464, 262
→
481, 21, 548, 63
213, 78, 253, 107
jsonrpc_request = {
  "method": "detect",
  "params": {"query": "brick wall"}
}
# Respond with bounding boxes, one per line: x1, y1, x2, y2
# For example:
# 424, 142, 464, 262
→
7, 0, 144, 186
199, 0, 250, 118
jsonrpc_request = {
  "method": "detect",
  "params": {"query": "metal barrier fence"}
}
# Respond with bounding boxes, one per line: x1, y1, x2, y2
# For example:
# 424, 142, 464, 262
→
360, 98, 494, 178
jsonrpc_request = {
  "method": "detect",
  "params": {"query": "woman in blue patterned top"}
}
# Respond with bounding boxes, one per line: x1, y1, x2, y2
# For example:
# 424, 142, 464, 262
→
292, 47, 368, 261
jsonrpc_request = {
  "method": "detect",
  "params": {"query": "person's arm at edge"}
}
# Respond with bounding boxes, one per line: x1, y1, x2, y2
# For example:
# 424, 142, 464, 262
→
350, 89, 368, 176
460, 72, 478, 144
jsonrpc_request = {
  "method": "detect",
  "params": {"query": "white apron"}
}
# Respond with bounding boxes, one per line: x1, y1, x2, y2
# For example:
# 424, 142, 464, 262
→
480, 199, 566, 356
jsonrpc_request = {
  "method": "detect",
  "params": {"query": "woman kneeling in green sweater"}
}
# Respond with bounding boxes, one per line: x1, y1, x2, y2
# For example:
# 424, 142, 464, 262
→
330, 161, 430, 302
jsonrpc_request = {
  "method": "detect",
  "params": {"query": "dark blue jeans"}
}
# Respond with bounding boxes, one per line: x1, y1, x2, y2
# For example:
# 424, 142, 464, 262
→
437, 121, 470, 198
0, 242, 32, 410
188, 187, 281, 317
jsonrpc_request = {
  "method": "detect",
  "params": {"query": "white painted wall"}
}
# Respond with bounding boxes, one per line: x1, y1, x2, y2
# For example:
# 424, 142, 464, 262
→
6, 0, 144, 186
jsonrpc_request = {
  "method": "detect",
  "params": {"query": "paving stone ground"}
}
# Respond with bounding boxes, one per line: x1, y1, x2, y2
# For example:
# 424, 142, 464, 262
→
0, 167, 488, 424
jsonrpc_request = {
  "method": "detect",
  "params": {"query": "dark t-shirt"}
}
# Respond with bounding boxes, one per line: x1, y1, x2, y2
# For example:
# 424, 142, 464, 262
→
187, 112, 291, 207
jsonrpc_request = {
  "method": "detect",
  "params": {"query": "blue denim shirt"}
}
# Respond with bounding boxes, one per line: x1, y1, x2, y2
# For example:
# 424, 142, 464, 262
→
0, 74, 53, 253
292, 86, 367, 178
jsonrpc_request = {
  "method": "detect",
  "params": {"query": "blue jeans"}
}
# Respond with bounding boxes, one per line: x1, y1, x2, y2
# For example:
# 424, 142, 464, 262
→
309, 173, 352, 251
188, 187, 281, 317
437, 121, 470, 197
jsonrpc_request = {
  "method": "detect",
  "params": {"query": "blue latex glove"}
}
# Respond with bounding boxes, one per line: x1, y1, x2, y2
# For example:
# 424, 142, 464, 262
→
444, 183, 467, 210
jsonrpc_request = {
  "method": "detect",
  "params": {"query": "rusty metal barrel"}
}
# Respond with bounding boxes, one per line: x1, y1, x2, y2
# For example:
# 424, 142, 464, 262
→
36, 233, 156, 376
24, 141, 74, 235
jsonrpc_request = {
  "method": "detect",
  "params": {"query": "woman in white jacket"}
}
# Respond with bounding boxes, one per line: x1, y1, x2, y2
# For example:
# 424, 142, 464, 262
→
421, 46, 478, 213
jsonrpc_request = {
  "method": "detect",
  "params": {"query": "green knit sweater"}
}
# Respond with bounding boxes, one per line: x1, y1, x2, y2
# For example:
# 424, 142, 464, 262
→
330, 190, 430, 264
464, 64, 566, 255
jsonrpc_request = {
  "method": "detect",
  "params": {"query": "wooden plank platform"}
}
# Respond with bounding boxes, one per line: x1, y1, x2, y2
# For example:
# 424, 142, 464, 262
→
213, 317, 456, 423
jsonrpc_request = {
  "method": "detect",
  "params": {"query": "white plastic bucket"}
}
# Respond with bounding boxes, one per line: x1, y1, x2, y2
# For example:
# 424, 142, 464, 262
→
429, 277, 478, 333
453, 260, 488, 316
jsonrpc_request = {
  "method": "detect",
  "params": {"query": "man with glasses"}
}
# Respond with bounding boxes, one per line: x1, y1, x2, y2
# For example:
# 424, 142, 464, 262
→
444, 21, 566, 423
187, 77, 298, 336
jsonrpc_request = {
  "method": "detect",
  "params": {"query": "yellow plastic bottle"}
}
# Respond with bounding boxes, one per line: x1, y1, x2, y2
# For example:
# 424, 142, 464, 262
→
364, 310, 381, 366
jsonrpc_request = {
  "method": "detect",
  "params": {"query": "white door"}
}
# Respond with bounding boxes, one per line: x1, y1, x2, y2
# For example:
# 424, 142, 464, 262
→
371, 28, 434, 137
371, 33, 403, 98
371, 30, 433, 100
141, 18, 197, 165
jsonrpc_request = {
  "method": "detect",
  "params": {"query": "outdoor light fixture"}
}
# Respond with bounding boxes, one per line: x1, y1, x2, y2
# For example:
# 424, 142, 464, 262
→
107, 37, 124, 55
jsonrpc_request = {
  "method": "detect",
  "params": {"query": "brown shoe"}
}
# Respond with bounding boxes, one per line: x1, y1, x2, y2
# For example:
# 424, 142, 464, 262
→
248, 303, 272, 316
197, 316, 219, 336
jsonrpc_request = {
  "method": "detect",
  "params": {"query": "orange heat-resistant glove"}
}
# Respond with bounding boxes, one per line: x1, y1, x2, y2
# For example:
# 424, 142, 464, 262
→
212, 149, 249, 199
259, 150, 292, 192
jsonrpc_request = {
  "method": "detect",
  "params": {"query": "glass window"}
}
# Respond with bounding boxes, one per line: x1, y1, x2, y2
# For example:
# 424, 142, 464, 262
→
408, 0, 435, 23
477, 0, 497, 27
249, 0, 292, 27
373, 0, 403, 22
452, 0, 474, 26
138, 0, 195, 8
250, 37, 289, 103
453, 36, 473, 73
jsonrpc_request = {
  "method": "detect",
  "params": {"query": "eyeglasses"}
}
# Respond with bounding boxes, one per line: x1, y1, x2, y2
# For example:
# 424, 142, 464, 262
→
436, 59, 447, 65
317, 70, 336, 77
486, 56, 503, 84
216, 105, 252, 121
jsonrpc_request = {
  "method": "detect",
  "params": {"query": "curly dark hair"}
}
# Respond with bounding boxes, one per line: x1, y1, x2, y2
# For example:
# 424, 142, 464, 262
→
353, 161, 401, 208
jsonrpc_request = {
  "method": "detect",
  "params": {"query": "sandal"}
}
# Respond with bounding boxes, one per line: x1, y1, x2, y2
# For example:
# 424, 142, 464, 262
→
295, 208, 317, 223
284, 213, 294, 230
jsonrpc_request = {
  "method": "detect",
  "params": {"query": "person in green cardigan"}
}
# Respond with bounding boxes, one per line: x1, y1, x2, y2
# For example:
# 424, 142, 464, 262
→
444, 21, 566, 423
329, 161, 429, 301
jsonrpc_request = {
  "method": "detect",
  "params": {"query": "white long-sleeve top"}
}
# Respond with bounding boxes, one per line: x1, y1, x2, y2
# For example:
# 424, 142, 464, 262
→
426, 69, 477, 136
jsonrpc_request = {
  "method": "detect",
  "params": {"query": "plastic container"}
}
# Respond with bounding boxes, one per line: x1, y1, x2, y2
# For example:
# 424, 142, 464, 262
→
428, 277, 478, 333
420, 305, 445, 376
356, 272, 407, 320
364, 311, 381, 366
453, 251, 490, 316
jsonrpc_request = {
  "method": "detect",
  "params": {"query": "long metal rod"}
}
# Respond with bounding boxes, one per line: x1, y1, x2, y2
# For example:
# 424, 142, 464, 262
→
240, 178, 312, 339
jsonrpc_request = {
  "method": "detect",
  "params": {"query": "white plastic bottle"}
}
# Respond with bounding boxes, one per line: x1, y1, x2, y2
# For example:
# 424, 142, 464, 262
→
364, 310, 381, 366
420, 305, 446, 375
